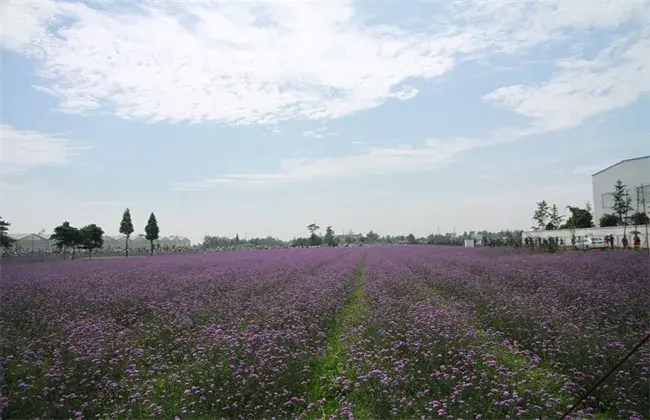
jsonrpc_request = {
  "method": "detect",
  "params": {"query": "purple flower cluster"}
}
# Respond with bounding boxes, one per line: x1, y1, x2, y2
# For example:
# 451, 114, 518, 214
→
0, 249, 362, 418
324, 253, 574, 419
0, 246, 647, 419
395, 246, 649, 418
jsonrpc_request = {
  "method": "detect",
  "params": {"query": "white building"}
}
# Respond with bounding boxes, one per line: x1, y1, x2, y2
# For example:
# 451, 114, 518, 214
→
592, 156, 650, 223
7, 233, 51, 252
101, 235, 123, 251
130, 234, 154, 250
107, 235, 127, 250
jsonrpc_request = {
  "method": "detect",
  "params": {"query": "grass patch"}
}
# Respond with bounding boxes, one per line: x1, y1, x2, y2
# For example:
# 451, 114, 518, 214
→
426, 286, 573, 416
474, 330, 568, 398
308, 265, 371, 419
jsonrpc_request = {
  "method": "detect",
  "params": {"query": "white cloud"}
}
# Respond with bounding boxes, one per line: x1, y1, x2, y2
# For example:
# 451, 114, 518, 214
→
3, 0, 646, 126
302, 126, 335, 139
172, 123, 542, 189
0, 125, 88, 175
453, 1, 649, 53
483, 33, 650, 131
172, 136, 480, 190
0, 1, 476, 125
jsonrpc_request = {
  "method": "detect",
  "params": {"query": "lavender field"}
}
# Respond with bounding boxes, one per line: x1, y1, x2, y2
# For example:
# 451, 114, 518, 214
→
0, 247, 648, 419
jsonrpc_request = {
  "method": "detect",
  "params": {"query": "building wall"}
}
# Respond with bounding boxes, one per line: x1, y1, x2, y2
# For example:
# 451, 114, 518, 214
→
592, 157, 650, 223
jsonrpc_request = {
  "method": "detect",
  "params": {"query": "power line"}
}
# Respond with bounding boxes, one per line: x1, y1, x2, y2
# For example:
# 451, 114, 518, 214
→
561, 332, 650, 419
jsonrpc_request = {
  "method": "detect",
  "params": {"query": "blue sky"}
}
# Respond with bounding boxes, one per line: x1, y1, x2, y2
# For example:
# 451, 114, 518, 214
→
1, 0, 649, 243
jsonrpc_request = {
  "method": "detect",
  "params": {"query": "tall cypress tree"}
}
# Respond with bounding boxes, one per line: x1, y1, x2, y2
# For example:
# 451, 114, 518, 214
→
119, 208, 134, 258
144, 212, 160, 256
612, 179, 633, 226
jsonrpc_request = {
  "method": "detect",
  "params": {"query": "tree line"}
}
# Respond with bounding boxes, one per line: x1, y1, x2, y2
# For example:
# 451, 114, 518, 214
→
201, 223, 526, 249
288, 224, 522, 248
201, 234, 285, 249
0, 217, 17, 250
532, 179, 649, 233
0, 209, 161, 259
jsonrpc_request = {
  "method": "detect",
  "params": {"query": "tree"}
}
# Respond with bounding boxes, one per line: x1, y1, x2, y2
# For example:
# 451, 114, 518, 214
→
234, 233, 240, 245
307, 224, 320, 235
561, 206, 594, 229
309, 233, 323, 246
291, 237, 311, 247
532, 201, 550, 231
323, 226, 337, 247
144, 212, 160, 256
365, 230, 380, 243
599, 213, 619, 228
0, 217, 8, 235
0, 217, 17, 250
79, 224, 104, 259
548, 205, 563, 230
50, 221, 83, 259
119, 208, 134, 258
631, 212, 649, 225
406, 233, 417, 244
612, 179, 633, 226
306, 223, 321, 246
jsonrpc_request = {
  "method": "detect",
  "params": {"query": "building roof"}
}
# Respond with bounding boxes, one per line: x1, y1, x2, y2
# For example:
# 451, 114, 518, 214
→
7, 233, 49, 240
592, 155, 650, 177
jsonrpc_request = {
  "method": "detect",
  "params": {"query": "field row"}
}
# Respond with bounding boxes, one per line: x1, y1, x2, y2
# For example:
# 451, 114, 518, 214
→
0, 247, 648, 419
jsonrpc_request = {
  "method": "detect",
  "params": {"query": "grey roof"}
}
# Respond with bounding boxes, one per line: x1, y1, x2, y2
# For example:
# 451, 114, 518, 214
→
7, 233, 49, 240
592, 155, 650, 177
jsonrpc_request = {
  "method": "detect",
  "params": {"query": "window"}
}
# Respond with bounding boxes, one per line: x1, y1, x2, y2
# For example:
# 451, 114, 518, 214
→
601, 192, 615, 209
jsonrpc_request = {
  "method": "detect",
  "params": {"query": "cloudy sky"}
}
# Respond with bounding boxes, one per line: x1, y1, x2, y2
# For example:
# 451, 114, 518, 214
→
1, 0, 649, 242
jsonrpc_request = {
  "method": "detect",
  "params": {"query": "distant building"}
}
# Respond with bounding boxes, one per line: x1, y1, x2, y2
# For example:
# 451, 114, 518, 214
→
335, 233, 363, 243
4, 231, 191, 254
101, 235, 123, 251
592, 156, 650, 223
7, 233, 51, 252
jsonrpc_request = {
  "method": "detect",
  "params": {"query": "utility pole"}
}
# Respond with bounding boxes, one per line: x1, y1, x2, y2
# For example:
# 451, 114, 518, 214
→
639, 184, 649, 253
